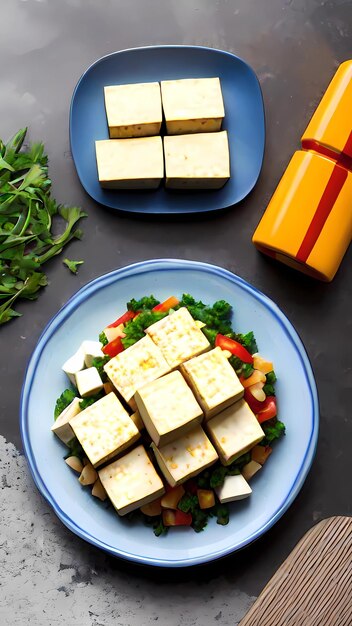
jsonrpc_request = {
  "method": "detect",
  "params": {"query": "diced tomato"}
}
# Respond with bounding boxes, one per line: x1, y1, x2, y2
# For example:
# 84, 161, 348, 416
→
161, 485, 185, 510
162, 509, 192, 527
244, 388, 266, 413
152, 296, 179, 313
197, 489, 215, 510
102, 336, 124, 357
184, 479, 198, 495
215, 334, 253, 364
107, 310, 136, 328
257, 398, 277, 423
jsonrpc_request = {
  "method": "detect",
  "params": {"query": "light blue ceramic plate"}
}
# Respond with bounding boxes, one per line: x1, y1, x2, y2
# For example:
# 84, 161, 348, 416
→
20, 260, 318, 567
69, 46, 265, 214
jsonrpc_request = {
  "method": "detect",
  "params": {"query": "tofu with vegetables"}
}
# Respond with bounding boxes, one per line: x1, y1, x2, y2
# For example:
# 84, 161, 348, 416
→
146, 307, 210, 369
98, 445, 165, 516
69, 392, 139, 467
181, 347, 244, 420
135, 370, 203, 446
207, 399, 265, 465
51, 397, 81, 445
104, 82, 162, 138
151, 425, 218, 487
104, 335, 171, 407
164, 131, 230, 190
95, 137, 164, 190
160, 77, 225, 134
215, 474, 252, 504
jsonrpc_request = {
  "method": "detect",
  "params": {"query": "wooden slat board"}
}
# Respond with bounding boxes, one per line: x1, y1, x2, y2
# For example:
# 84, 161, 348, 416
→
239, 516, 352, 626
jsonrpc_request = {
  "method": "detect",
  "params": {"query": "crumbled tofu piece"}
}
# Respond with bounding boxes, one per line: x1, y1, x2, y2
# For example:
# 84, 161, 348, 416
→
95, 137, 164, 190
160, 77, 225, 134
104, 335, 171, 406
135, 370, 203, 446
151, 425, 218, 487
51, 397, 82, 445
215, 474, 252, 503
104, 82, 162, 138
62, 347, 86, 385
98, 445, 165, 516
69, 392, 139, 467
75, 367, 104, 398
81, 340, 104, 368
181, 347, 244, 420
146, 307, 210, 369
207, 399, 264, 465
164, 131, 230, 189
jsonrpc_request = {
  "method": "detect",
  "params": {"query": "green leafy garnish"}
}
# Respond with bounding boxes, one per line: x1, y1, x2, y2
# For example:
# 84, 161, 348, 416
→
153, 518, 168, 537
266, 371, 277, 384
54, 388, 75, 419
0, 128, 86, 324
232, 331, 258, 354
92, 355, 110, 378
122, 310, 167, 349
263, 383, 276, 396
99, 331, 108, 346
178, 294, 233, 335
79, 390, 104, 410
192, 509, 209, 533
242, 363, 254, 378
127, 295, 160, 312
178, 494, 198, 514
262, 420, 286, 444
65, 437, 84, 461
63, 258, 84, 274
210, 466, 228, 489
216, 504, 229, 526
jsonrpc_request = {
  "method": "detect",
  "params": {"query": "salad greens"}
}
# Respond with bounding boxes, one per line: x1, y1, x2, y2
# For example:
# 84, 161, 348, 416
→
0, 128, 86, 324
54, 388, 76, 420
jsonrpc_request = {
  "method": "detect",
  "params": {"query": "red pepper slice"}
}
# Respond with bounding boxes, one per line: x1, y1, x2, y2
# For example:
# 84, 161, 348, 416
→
257, 398, 277, 423
107, 310, 136, 328
215, 334, 254, 364
102, 336, 124, 358
152, 296, 179, 313
162, 509, 192, 526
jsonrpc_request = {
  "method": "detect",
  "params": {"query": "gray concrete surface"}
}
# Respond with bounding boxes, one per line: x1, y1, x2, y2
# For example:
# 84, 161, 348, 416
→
1, 0, 351, 624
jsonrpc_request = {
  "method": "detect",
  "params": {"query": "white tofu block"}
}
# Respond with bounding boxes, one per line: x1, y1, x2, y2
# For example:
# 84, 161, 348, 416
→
207, 399, 265, 465
75, 367, 104, 398
146, 307, 210, 369
135, 370, 203, 446
164, 131, 230, 189
181, 347, 244, 420
215, 474, 252, 503
242, 460, 262, 482
104, 82, 162, 138
95, 137, 164, 190
81, 340, 104, 368
98, 445, 165, 516
160, 77, 225, 134
151, 425, 218, 487
51, 397, 82, 445
70, 392, 139, 467
62, 347, 86, 385
130, 410, 144, 431
104, 335, 171, 406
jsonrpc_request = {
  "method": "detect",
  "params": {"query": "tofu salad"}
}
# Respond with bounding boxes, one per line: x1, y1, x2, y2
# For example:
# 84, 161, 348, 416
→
52, 294, 285, 535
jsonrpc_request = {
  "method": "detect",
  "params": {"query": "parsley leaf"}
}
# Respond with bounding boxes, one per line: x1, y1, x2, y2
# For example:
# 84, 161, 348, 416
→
63, 258, 84, 274
54, 388, 76, 420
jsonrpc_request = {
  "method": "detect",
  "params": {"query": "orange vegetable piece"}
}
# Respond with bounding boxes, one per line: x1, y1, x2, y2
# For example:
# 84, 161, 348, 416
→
197, 489, 215, 510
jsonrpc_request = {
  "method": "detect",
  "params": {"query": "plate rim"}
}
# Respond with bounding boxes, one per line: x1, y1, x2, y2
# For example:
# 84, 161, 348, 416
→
20, 259, 319, 567
69, 44, 265, 215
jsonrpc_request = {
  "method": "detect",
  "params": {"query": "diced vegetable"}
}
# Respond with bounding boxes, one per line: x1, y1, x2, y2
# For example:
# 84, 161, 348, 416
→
253, 354, 274, 374
65, 456, 84, 473
140, 498, 162, 516
262, 420, 285, 443
240, 369, 266, 388
244, 388, 266, 414
107, 310, 136, 328
215, 334, 254, 364
92, 478, 107, 501
242, 460, 261, 481
162, 509, 192, 527
104, 324, 126, 343
257, 397, 277, 423
78, 463, 98, 485
248, 381, 266, 402
152, 296, 180, 313
251, 445, 272, 465
102, 336, 124, 357
197, 489, 215, 509
161, 485, 185, 510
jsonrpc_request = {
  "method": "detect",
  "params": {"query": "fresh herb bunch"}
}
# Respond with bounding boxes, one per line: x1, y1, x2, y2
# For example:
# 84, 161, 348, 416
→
0, 128, 86, 324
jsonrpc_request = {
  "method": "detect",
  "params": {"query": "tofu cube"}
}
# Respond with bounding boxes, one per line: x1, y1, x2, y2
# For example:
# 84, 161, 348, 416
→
242, 460, 262, 482
135, 370, 203, 446
69, 392, 139, 467
130, 410, 145, 432
98, 445, 165, 516
215, 474, 252, 504
104, 82, 162, 138
160, 77, 225, 135
95, 137, 164, 190
81, 340, 104, 368
51, 397, 81, 445
62, 347, 86, 385
151, 425, 218, 487
145, 307, 210, 369
104, 335, 171, 407
207, 399, 265, 465
181, 347, 244, 420
75, 367, 103, 398
164, 131, 230, 189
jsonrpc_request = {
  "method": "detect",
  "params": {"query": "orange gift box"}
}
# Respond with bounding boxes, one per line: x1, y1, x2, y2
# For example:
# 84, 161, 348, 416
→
253, 61, 352, 282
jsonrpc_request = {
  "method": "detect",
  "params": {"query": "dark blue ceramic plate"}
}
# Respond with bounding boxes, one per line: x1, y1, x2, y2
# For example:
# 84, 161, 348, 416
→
70, 46, 265, 215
